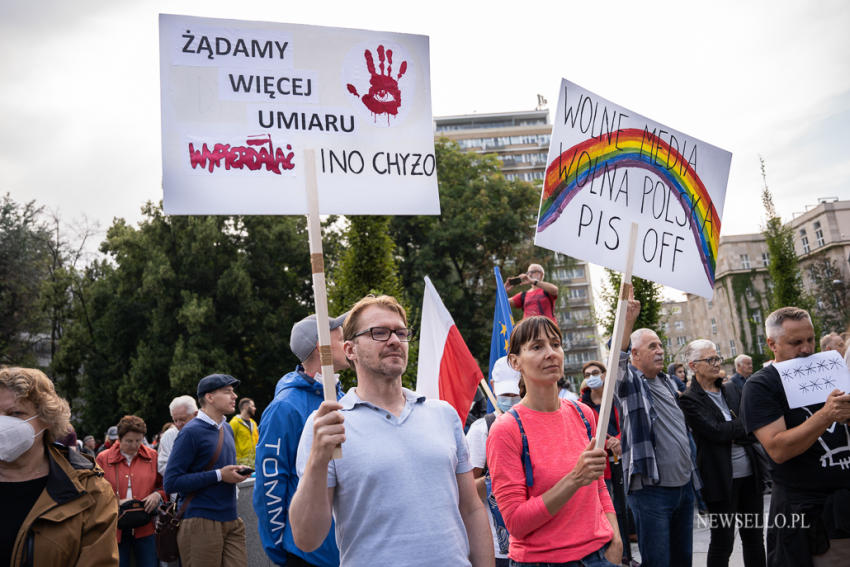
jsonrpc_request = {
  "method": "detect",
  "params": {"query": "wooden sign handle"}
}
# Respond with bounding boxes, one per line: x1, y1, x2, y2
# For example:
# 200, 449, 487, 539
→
594, 222, 639, 451
304, 148, 342, 460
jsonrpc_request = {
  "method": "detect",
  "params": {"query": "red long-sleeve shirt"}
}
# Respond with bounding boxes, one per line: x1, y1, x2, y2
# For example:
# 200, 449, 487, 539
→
486, 400, 615, 563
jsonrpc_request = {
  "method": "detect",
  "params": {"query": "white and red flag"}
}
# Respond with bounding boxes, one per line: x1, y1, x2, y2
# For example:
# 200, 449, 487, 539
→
416, 276, 483, 424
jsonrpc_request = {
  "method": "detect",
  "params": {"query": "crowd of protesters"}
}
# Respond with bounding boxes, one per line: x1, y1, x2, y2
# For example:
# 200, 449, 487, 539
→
2, 264, 850, 567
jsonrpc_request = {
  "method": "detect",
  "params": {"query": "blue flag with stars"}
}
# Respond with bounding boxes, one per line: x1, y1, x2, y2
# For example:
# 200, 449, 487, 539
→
489, 266, 515, 410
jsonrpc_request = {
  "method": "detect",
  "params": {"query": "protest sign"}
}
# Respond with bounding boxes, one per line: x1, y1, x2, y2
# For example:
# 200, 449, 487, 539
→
535, 79, 732, 298
776, 351, 850, 409
159, 14, 439, 215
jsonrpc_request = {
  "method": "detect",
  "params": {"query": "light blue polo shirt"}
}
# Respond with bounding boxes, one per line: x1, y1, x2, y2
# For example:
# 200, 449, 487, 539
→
297, 387, 473, 567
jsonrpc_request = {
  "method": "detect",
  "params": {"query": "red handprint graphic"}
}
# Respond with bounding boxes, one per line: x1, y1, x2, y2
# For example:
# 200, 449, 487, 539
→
346, 45, 408, 120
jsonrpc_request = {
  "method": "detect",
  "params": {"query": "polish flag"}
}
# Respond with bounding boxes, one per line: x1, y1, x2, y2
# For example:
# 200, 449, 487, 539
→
416, 276, 483, 424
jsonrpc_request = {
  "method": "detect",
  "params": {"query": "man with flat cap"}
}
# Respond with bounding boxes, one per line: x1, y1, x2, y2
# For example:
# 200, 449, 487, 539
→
164, 373, 249, 567
254, 312, 349, 567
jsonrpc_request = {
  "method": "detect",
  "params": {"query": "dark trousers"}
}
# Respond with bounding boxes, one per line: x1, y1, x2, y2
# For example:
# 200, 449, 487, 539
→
605, 460, 633, 561
706, 474, 766, 567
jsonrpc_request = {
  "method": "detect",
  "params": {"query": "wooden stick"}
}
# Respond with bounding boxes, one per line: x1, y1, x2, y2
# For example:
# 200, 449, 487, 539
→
479, 378, 503, 416
594, 222, 639, 451
304, 148, 342, 459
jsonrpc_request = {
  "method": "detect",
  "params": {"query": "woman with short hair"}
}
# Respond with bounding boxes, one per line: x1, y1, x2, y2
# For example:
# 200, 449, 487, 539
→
487, 316, 622, 566
97, 414, 164, 567
0, 367, 118, 566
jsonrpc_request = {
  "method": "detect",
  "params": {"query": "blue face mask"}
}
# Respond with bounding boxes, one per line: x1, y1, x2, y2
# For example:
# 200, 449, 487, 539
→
496, 395, 520, 412
585, 376, 604, 390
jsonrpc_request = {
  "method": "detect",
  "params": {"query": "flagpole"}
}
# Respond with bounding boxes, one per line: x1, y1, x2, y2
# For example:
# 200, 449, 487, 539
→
478, 378, 502, 416
594, 222, 638, 451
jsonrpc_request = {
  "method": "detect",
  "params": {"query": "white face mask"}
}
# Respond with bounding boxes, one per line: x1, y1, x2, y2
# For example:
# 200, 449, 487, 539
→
0, 415, 45, 462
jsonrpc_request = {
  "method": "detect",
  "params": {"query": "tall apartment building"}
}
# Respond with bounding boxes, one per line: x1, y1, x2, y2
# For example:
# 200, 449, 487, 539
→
680, 198, 850, 364
434, 110, 602, 386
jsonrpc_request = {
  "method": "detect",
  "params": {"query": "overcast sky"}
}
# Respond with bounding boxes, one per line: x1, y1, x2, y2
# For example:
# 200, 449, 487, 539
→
2, 0, 849, 287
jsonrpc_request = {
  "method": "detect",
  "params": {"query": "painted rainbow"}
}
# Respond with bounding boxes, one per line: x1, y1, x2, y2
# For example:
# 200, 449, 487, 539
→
537, 128, 721, 287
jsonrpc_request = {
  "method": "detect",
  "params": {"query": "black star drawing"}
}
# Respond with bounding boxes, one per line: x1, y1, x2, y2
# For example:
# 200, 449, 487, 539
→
793, 367, 805, 378
816, 361, 828, 372
827, 359, 841, 371
823, 377, 837, 389
805, 364, 817, 375
799, 382, 811, 393
781, 369, 793, 381
810, 379, 824, 391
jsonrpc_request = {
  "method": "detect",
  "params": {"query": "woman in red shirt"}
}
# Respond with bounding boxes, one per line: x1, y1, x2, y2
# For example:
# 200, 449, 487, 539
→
96, 415, 164, 567
487, 316, 622, 566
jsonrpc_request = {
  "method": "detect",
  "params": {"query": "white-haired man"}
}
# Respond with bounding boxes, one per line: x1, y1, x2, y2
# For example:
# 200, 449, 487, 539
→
157, 395, 199, 475
729, 354, 754, 395
504, 263, 559, 323
741, 306, 850, 566
616, 292, 699, 567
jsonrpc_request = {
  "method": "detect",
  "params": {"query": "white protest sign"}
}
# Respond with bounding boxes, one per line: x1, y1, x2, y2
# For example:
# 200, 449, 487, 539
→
159, 14, 439, 215
776, 351, 850, 409
535, 79, 732, 298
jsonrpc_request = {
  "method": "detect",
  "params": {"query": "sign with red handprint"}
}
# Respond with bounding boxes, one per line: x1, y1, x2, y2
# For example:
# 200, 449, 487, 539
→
159, 14, 438, 215
343, 43, 414, 126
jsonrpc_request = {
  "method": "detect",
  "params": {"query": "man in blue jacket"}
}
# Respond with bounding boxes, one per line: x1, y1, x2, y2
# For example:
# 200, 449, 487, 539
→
164, 373, 249, 567
254, 312, 349, 566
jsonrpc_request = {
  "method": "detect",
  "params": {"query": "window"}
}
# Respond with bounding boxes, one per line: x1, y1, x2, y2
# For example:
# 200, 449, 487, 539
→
761, 251, 770, 267
675, 321, 684, 330
756, 334, 765, 354
662, 322, 670, 332
672, 306, 682, 314
711, 318, 717, 335
740, 254, 751, 269
800, 229, 810, 254
753, 309, 762, 324
569, 287, 587, 299
665, 337, 672, 348
708, 299, 713, 308
676, 336, 686, 346
729, 340, 737, 357
814, 221, 825, 247
746, 287, 754, 300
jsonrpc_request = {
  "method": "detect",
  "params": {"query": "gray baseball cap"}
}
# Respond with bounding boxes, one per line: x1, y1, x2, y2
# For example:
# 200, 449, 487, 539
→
290, 312, 348, 362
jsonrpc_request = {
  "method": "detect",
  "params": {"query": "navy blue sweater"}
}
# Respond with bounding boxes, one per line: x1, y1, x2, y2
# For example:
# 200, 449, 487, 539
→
163, 417, 238, 521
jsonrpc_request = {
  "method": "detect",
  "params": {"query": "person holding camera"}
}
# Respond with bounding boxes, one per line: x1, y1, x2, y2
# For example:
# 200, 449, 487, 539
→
97, 414, 164, 567
504, 263, 559, 324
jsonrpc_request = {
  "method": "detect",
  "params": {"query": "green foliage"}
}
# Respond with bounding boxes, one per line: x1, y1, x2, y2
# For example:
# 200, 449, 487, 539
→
729, 272, 769, 365
807, 257, 850, 335
388, 139, 549, 372
599, 270, 664, 340
0, 193, 52, 365
761, 159, 811, 313
329, 215, 410, 388
53, 203, 315, 435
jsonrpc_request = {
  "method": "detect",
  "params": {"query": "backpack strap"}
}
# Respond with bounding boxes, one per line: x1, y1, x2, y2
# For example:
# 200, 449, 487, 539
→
520, 290, 527, 307
175, 425, 225, 521
508, 408, 534, 487
485, 412, 497, 432
570, 400, 593, 441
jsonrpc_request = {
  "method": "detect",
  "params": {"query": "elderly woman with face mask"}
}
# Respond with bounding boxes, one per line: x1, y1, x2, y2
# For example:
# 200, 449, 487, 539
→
0, 367, 118, 566
678, 340, 766, 567
487, 316, 622, 566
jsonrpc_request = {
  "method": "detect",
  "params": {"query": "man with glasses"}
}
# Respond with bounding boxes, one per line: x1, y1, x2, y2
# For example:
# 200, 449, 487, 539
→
615, 294, 700, 567
253, 312, 349, 567
289, 295, 493, 566
504, 263, 559, 323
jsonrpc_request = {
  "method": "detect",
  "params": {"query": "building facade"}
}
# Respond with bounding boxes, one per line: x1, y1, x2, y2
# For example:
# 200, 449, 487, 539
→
434, 110, 602, 386
682, 198, 850, 365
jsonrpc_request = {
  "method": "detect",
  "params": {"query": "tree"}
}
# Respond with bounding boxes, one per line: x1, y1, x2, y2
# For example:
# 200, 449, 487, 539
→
0, 193, 52, 366
388, 139, 551, 370
53, 202, 317, 435
761, 158, 810, 312
807, 257, 850, 335
599, 270, 665, 342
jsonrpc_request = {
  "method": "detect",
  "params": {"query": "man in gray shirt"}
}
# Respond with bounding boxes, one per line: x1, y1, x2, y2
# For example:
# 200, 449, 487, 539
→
289, 294, 493, 567
615, 291, 698, 567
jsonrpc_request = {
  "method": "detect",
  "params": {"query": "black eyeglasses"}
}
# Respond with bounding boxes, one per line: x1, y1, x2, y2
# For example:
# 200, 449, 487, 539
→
353, 327, 413, 342
694, 356, 723, 365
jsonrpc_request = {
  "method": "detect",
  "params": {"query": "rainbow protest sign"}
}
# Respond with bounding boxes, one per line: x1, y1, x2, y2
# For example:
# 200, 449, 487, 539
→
535, 79, 731, 298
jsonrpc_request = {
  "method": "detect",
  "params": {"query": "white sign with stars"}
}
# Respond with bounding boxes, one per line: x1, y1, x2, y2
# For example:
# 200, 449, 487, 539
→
776, 351, 850, 409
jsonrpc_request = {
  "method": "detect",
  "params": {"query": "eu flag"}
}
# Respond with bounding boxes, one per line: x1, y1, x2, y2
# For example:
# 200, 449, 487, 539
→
488, 266, 515, 409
